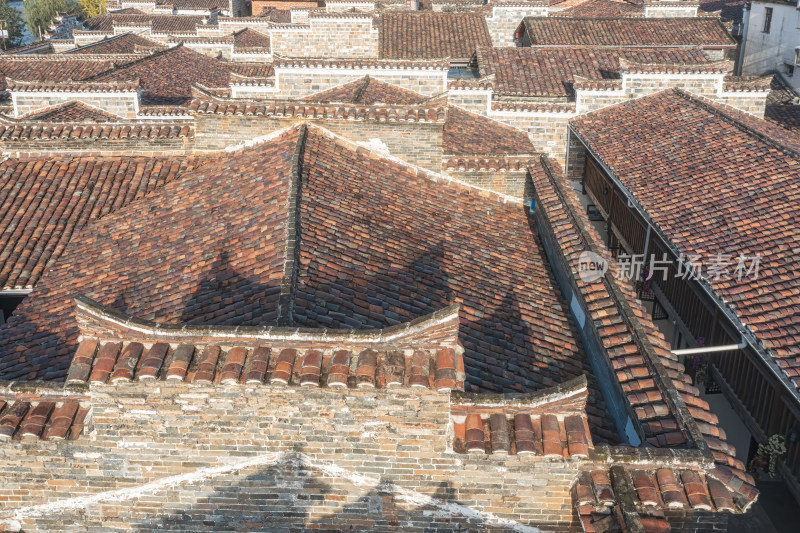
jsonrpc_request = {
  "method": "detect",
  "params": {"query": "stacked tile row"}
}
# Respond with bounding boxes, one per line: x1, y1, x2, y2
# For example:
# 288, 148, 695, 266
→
0, 399, 88, 441
452, 412, 592, 457
66, 339, 464, 391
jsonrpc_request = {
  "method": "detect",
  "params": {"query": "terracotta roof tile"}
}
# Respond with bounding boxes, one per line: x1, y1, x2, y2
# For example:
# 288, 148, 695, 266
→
553, 0, 644, 16
0, 56, 115, 92
571, 88, 800, 384
444, 104, 537, 155
301, 76, 429, 105
0, 155, 200, 291
19, 101, 122, 122
0, 397, 87, 442
378, 12, 492, 60
83, 13, 207, 34
90, 44, 237, 104
64, 33, 166, 55
233, 28, 271, 53
523, 16, 736, 48
476, 46, 714, 98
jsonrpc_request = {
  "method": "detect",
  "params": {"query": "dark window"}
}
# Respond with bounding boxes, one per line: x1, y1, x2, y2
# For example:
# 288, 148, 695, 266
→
763, 7, 773, 33
0, 295, 26, 325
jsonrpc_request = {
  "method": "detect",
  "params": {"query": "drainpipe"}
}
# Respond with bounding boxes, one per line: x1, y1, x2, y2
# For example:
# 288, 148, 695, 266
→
671, 337, 747, 356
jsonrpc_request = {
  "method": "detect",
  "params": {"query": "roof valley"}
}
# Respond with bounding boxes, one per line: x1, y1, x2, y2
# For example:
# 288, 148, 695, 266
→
277, 124, 308, 327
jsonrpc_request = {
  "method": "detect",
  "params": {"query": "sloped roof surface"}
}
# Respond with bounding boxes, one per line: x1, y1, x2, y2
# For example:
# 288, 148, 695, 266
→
0, 155, 201, 293
571, 89, 800, 384
444, 105, 536, 155
523, 17, 736, 47
476, 46, 712, 97
0, 57, 114, 92
379, 12, 492, 59
83, 13, 206, 33
301, 76, 429, 105
64, 33, 166, 54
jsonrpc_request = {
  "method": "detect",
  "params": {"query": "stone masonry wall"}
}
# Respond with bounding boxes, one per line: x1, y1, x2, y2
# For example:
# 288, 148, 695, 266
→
0, 382, 584, 532
0, 136, 193, 158
485, 7, 546, 47
444, 169, 532, 199
269, 18, 379, 59
13, 94, 139, 119
274, 70, 447, 98
446, 90, 490, 114
193, 114, 444, 171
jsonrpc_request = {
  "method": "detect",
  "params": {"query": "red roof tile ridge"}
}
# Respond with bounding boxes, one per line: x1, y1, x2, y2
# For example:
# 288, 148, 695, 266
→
0, 387, 90, 442
722, 74, 774, 92
530, 155, 757, 507
447, 74, 494, 91
272, 54, 451, 70
167, 35, 235, 44
618, 57, 732, 74
490, 100, 577, 113
1, 53, 138, 62
443, 155, 539, 172
572, 75, 623, 91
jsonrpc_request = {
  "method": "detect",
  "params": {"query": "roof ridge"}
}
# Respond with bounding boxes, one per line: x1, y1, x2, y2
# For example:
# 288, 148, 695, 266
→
675, 88, 800, 159
352, 75, 371, 104
277, 124, 308, 326
83, 42, 186, 82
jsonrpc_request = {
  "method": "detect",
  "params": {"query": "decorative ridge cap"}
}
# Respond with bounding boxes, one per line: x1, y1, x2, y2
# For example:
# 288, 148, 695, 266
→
451, 374, 588, 408
74, 295, 462, 344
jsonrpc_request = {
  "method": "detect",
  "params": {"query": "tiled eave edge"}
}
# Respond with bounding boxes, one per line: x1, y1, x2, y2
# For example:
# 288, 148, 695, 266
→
74, 295, 462, 349
568, 105, 800, 408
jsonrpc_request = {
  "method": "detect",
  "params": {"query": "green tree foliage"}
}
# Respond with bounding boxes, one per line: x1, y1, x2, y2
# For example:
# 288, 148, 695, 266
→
77, 0, 105, 18
22, 0, 79, 40
0, 0, 24, 49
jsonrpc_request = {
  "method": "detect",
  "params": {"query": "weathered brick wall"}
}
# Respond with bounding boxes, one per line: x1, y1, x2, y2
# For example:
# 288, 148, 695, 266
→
183, 43, 232, 59
270, 18, 379, 59
625, 75, 722, 99
446, 90, 490, 114
576, 90, 627, 114
485, 7, 546, 47
0, 382, 583, 532
0, 137, 193, 158
489, 111, 573, 166
193, 114, 444, 170
715, 93, 768, 116
644, 6, 698, 17
274, 70, 446, 98
13, 94, 139, 119
444, 169, 531, 199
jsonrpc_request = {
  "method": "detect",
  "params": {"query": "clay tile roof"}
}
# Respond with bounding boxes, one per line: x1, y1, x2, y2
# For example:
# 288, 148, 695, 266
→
0, 155, 201, 292
475, 46, 713, 98
0, 396, 89, 442
443, 105, 536, 155
19, 101, 122, 122
64, 296, 465, 390
0, 56, 116, 92
0, 125, 595, 420
451, 376, 594, 457
570, 89, 800, 382
553, 0, 644, 16
63, 33, 166, 55
522, 17, 736, 48
528, 154, 757, 505
256, 7, 293, 22
233, 28, 271, 53
301, 75, 429, 105
378, 12, 492, 60
83, 13, 207, 34
90, 45, 238, 104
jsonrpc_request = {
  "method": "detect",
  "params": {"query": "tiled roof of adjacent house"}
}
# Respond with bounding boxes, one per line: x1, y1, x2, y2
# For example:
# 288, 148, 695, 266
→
83, 13, 207, 34
0, 155, 201, 293
19, 101, 122, 122
168, 0, 227, 10
699, 0, 744, 21
530, 153, 758, 510
0, 125, 600, 430
0, 56, 116, 92
255, 7, 293, 22
233, 28, 271, 53
301, 76, 429, 105
553, 0, 644, 17
522, 17, 736, 48
444, 105, 536, 155
476, 46, 712, 98
90, 44, 239, 104
570, 89, 800, 387
378, 12, 492, 60
63, 33, 166, 55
